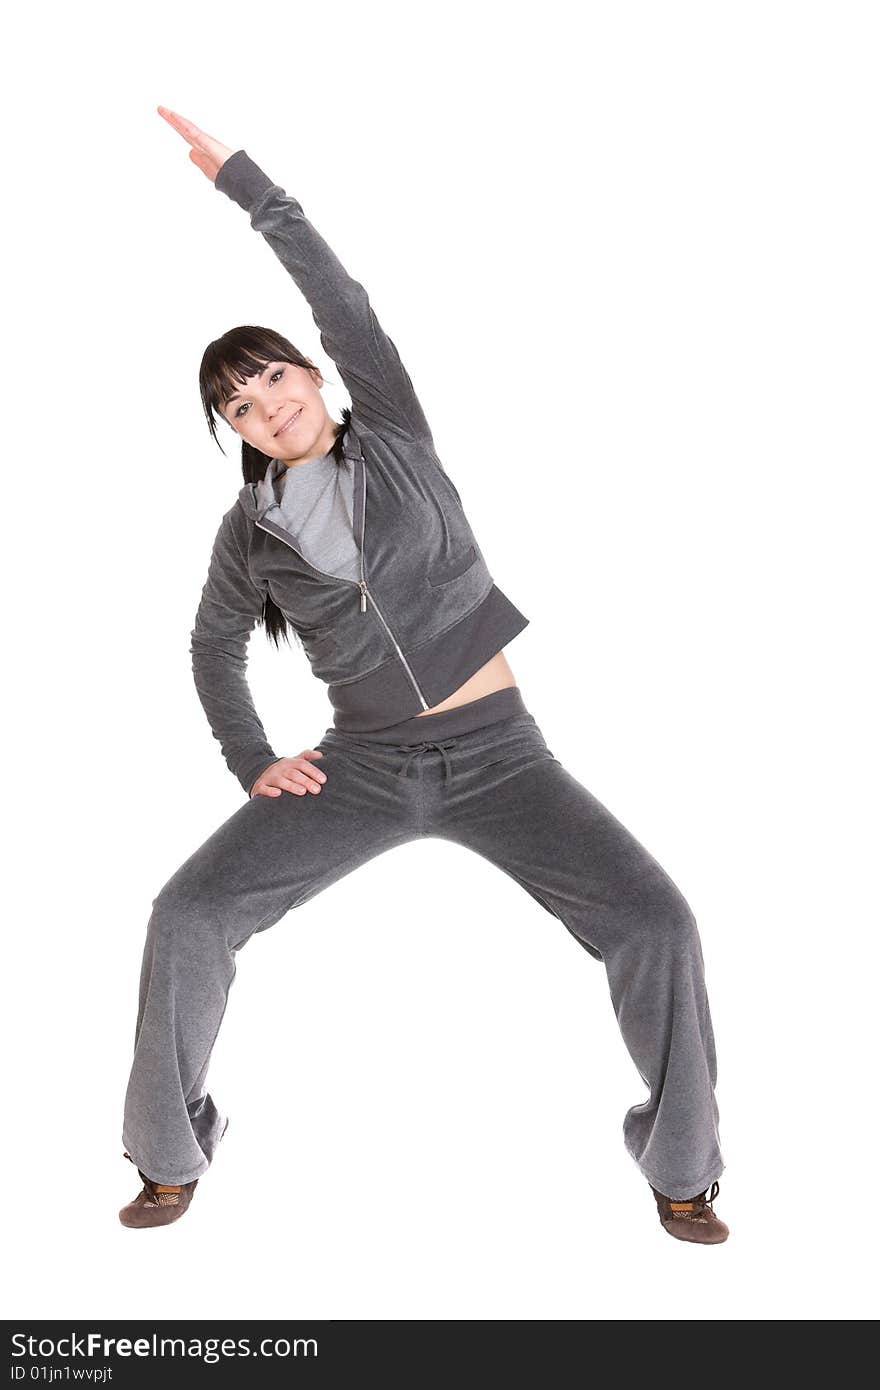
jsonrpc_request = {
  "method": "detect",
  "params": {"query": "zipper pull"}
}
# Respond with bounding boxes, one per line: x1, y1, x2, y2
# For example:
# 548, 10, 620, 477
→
359, 581, 368, 613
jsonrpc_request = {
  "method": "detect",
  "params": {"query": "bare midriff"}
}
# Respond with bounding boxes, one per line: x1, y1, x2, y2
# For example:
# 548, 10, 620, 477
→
414, 649, 517, 717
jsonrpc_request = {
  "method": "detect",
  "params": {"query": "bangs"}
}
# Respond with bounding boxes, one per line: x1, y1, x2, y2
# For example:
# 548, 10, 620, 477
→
209, 349, 278, 418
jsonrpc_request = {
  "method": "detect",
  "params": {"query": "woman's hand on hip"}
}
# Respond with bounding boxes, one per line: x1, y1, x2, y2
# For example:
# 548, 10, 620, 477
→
250, 751, 327, 800
156, 106, 236, 183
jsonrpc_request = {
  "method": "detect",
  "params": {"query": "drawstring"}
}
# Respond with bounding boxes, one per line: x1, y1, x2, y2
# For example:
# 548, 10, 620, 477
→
397, 738, 458, 786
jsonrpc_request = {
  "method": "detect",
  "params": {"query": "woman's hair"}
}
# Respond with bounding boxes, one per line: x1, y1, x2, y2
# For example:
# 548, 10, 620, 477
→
198, 325, 349, 649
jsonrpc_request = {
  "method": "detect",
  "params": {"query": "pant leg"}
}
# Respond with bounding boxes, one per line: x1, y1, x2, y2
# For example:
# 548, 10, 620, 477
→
426, 713, 725, 1200
122, 740, 421, 1185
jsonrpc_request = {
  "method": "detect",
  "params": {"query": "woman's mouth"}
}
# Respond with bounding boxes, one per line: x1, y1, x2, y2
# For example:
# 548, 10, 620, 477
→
276, 407, 304, 437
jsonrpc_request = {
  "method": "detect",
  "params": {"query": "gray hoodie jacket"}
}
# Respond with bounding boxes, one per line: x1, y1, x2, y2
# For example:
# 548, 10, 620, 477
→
191, 149, 529, 796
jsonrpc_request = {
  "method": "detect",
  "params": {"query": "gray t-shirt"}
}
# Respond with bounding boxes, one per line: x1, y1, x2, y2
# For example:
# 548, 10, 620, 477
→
275, 447, 361, 582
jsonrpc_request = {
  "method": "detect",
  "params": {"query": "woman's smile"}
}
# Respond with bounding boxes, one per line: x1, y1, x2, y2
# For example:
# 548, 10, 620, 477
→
275, 406, 304, 437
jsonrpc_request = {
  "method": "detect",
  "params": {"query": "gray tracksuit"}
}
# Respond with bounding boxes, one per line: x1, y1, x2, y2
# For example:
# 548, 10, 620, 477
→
121, 153, 726, 1203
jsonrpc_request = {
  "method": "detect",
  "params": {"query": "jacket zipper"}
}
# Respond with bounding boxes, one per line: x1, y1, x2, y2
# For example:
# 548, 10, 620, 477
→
356, 457, 429, 709
254, 456, 430, 709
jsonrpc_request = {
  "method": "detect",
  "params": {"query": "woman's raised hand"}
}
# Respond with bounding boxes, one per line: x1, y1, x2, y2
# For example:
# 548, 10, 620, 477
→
156, 106, 236, 184
249, 750, 328, 800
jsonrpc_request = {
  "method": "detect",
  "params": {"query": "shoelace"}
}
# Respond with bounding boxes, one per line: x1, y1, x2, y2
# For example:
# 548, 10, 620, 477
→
396, 738, 458, 786
664, 1179, 721, 1218
123, 1151, 182, 1206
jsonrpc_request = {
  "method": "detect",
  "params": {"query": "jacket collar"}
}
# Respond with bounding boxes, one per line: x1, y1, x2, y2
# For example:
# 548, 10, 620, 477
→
237, 415, 363, 522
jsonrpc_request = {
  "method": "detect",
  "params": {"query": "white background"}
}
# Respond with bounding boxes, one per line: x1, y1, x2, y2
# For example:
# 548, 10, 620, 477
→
2, 0, 877, 1322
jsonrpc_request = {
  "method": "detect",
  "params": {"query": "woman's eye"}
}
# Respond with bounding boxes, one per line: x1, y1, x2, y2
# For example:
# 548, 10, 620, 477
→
234, 369, 284, 419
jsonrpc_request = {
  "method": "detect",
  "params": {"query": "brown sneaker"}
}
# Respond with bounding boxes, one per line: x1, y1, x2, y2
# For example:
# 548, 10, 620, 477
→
650, 1179, 729, 1244
118, 1152, 199, 1228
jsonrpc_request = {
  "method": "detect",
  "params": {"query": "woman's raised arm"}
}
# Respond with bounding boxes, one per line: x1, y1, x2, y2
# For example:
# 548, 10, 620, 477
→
158, 107, 435, 445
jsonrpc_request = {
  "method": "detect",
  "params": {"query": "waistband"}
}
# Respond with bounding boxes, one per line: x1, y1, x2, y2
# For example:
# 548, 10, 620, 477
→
344, 684, 527, 743
322, 685, 530, 788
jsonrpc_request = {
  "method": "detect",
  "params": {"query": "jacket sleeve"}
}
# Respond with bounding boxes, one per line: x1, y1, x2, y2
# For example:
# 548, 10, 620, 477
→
214, 148, 435, 446
189, 503, 281, 797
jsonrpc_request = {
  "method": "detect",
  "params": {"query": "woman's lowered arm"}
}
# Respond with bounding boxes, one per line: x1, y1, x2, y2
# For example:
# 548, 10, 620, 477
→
189, 504, 281, 797
213, 147, 435, 445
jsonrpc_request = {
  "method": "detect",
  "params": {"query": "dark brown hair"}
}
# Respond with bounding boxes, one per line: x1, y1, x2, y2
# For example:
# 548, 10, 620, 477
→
198, 325, 349, 649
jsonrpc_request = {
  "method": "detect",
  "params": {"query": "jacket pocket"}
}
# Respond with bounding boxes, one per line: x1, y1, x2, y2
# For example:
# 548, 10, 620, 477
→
427, 543, 477, 588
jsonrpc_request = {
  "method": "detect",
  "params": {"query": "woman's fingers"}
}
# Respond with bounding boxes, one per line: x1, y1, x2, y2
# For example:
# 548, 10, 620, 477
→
156, 105, 235, 180
302, 753, 326, 776
279, 776, 311, 795
269, 769, 325, 795
157, 106, 217, 153
291, 770, 324, 793
250, 750, 330, 797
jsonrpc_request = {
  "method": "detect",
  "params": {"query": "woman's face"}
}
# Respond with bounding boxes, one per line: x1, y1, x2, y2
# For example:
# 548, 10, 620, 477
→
220, 359, 334, 461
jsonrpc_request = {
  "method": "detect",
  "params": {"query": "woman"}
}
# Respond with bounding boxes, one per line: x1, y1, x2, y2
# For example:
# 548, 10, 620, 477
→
119, 107, 728, 1244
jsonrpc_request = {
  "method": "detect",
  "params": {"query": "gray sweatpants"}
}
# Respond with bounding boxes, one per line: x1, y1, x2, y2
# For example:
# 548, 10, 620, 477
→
122, 687, 724, 1200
